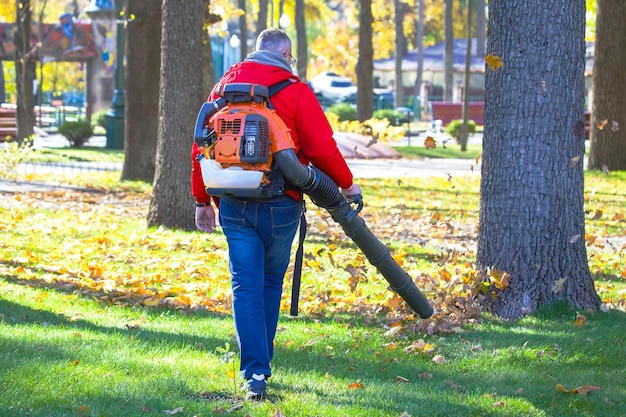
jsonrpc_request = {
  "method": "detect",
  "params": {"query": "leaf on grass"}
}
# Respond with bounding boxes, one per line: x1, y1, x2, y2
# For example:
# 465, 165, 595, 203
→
164, 406, 184, 415
556, 383, 601, 395
348, 381, 364, 389
272, 406, 287, 417
552, 277, 567, 293
432, 354, 446, 364
396, 375, 410, 384
424, 136, 437, 149
485, 54, 503, 71
417, 372, 433, 380
574, 312, 587, 326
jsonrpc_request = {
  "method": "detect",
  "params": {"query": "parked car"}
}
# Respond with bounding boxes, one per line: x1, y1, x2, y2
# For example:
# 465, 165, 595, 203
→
339, 88, 395, 110
309, 71, 357, 102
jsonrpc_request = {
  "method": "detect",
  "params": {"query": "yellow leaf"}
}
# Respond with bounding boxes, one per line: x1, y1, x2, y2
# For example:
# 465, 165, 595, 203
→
424, 136, 437, 149
488, 268, 511, 290
485, 54, 503, 71
557, 383, 601, 395
348, 381, 364, 389
226, 368, 235, 379
597, 119, 608, 130
574, 312, 586, 326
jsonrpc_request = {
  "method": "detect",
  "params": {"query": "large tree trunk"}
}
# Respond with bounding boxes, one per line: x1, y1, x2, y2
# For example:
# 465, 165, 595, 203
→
122, 0, 162, 182
356, 0, 373, 122
295, 0, 307, 80
588, 0, 626, 171
477, 0, 600, 319
443, 0, 453, 102
147, 0, 205, 231
15, 0, 35, 144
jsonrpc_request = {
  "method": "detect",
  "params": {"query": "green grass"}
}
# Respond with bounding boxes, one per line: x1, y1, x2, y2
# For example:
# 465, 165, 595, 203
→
1, 280, 624, 417
1, 148, 624, 416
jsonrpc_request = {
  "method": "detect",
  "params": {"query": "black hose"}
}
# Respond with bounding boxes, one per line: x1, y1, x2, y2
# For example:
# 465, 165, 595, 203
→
275, 150, 433, 319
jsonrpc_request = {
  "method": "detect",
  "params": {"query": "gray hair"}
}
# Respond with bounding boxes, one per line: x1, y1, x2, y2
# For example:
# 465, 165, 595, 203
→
255, 27, 292, 55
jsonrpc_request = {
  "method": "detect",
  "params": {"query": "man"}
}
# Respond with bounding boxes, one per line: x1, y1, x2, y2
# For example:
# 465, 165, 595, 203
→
191, 27, 361, 400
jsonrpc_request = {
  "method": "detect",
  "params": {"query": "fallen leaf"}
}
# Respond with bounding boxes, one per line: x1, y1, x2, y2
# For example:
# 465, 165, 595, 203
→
432, 354, 446, 364
164, 407, 184, 415
396, 375, 410, 383
557, 383, 601, 395
574, 312, 586, 326
348, 381, 364, 389
424, 136, 437, 149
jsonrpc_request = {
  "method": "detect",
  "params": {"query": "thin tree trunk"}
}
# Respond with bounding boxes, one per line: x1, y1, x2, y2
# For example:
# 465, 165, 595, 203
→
588, 0, 626, 171
478, 0, 599, 319
238, 0, 247, 61
393, 0, 405, 108
460, 0, 472, 151
295, 0, 306, 80
15, 0, 35, 144
443, 0, 453, 102
357, 0, 373, 121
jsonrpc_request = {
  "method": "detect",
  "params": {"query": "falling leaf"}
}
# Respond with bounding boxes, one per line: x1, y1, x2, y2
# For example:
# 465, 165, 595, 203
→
574, 312, 587, 326
591, 209, 603, 220
552, 277, 567, 293
569, 234, 581, 244
597, 119, 608, 130
569, 156, 581, 168
485, 54, 503, 71
424, 136, 437, 149
602, 165, 610, 175
348, 381, 364, 389
611, 120, 619, 132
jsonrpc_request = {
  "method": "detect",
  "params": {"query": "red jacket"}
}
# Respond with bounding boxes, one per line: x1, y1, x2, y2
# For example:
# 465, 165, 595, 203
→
191, 58, 353, 204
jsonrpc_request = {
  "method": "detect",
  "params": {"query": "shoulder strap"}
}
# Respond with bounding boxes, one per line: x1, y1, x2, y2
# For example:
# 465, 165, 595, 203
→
268, 79, 295, 97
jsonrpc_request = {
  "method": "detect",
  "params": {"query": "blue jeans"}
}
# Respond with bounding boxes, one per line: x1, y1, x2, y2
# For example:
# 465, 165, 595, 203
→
219, 196, 303, 380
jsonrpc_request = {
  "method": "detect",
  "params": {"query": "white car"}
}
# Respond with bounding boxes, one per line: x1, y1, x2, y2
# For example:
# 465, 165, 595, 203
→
309, 72, 357, 102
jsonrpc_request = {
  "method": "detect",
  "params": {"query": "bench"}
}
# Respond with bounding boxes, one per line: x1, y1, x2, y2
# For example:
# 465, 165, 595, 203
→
0, 108, 17, 141
429, 101, 485, 126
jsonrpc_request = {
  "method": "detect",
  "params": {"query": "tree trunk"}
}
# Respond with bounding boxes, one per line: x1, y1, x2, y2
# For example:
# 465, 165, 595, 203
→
357, 0, 373, 122
393, 0, 405, 108
459, 0, 472, 151
257, 0, 268, 37
475, 0, 486, 57
201, 0, 215, 97
238, 0, 248, 61
15, 0, 35, 144
122, 0, 162, 182
295, 0, 307, 80
443, 0, 453, 102
478, 0, 600, 319
413, 0, 424, 99
147, 0, 205, 231
588, 0, 626, 171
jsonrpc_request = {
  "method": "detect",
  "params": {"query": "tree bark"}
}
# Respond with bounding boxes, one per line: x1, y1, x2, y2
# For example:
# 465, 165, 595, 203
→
393, 0, 405, 108
238, 0, 248, 61
478, 0, 600, 319
257, 0, 268, 38
295, 0, 307, 80
443, 0, 453, 102
588, 0, 626, 171
122, 0, 162, 182
14, 0, 35, 144
357, 0, 373, 122
147, 0, 205, 231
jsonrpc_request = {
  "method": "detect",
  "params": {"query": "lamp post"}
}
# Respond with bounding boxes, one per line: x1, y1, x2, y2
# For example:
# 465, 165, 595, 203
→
86, 0, 125, 150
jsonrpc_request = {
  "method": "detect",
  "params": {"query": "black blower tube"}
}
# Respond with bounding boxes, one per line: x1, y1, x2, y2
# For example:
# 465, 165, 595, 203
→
275, 150, 434, 319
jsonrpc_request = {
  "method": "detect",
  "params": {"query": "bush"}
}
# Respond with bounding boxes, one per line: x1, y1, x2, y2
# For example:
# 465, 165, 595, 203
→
326, 102, 358, 122
445, 119, 476, 143
91, 109, 109, 129
57, 120, 94, 147
373, 109, 406, 126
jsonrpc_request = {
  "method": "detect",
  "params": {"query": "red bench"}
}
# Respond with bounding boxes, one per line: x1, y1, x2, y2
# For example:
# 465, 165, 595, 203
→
430, 101, 485, 126
0, 107, 17, 141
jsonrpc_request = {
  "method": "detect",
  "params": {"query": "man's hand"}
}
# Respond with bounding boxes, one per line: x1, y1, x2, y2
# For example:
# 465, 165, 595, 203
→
195, 205, 216, 233
340, 183, 362, 203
